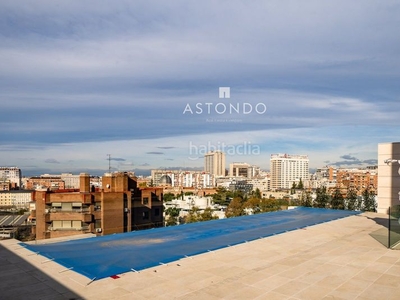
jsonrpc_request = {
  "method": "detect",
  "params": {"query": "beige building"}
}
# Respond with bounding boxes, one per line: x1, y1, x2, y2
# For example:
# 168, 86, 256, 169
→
204, 151, 226, 177
151, 169, 214, 188
0, 167, 21, 189
0, 190, 34, 209
377, 142, 400, 214
229, 162, 259, 179
270, 154, 309, 190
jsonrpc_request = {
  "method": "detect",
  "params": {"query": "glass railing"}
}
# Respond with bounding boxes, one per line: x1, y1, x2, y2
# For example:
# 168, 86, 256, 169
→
388, 205, 400, 248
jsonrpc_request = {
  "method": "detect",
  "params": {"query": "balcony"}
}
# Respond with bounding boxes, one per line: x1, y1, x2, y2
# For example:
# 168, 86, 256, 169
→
44, 212, 93, 223
47, 226, 90, 232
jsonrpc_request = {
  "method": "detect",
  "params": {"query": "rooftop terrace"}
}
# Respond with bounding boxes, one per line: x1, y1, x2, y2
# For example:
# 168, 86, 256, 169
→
1, 210, 400, 299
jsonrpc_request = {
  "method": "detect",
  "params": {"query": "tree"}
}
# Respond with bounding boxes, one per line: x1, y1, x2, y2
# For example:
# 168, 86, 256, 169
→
164, 206, 181, 226
259, 198, 282, 212
313, 186, 330, 208
297, 178, 304, 190
331, 187, 345, 210
163, 192, 175, 202
346, 188, 358, 210
200, 207, 218, 221
212, 187, 232, 206
300, 190, 313, 207
185, 206, 201, 223
361, 187, 377, 212
253, 188, 262, 199
139, 182, 148, 188
291, 182, 297, 194
225, 197, 245, 218
184, 206, 218, 223
244, 197, 262, 214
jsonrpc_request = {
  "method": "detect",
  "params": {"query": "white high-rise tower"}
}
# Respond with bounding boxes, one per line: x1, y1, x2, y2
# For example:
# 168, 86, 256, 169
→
270, 154, 309, 190
204, 151, 226, 177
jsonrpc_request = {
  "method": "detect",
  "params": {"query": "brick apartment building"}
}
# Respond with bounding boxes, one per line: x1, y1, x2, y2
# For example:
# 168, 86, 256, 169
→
32, 172, 163, 240
26, 177, 66, 191
335, 169, 377, 194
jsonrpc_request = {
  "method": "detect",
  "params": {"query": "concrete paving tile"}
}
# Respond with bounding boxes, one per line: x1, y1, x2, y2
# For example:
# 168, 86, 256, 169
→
326, 289, 360, 299
226, 284, 266, 299
316, 275, 348, 289
351, 269, 383, 282
332, 265, 364, 281
357, 284, 400, 300
297, 270, 328, 285
272, 279, 309, 296
200, 281, 245, 298
0, 272, 42, 290
252, 275, 289, 291
333, 278, 371, 296
294, 284, 333, 300
239, 270, 274, 285
374, 273, 400, 288
279, 265, 310, 280
255, 290, 291, 300
176, 289, 221, 300
385, 264, 400, 276
376, 255, 400, 264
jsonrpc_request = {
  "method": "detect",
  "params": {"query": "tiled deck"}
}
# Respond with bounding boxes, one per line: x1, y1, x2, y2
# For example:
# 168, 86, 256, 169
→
1, 212, 399, 299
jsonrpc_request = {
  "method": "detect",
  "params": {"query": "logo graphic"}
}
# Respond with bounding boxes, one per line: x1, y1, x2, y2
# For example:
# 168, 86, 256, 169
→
219, 87, 230, 99
182, 87, 266, 116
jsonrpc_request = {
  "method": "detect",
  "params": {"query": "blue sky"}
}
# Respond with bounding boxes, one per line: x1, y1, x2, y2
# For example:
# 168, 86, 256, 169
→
0, 0, 399, 176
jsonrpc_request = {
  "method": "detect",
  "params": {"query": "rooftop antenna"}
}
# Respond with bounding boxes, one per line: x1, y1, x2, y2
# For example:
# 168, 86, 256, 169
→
107, 154, 111, 173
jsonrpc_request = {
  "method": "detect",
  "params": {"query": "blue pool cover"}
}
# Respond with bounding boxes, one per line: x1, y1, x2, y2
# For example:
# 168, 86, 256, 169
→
23, 207, 360, 280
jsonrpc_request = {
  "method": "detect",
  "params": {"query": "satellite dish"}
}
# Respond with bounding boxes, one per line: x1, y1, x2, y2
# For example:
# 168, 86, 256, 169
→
106, 184, 110, 188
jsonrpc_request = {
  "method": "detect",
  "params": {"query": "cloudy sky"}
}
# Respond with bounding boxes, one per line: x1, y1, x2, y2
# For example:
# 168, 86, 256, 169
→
1, 0, 399, 176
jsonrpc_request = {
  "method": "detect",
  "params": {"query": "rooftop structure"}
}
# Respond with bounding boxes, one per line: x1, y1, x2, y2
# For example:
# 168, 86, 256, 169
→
378, 142, 400, 214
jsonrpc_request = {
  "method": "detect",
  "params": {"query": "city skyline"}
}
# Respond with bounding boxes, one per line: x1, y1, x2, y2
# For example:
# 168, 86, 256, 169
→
1, 1, 399, 176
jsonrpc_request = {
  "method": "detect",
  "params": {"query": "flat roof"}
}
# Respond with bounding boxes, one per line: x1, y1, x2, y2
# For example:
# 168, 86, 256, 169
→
1, 211, 400, 299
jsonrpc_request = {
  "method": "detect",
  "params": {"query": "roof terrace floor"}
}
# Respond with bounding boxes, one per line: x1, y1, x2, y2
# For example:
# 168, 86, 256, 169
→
1, 212, 400, 299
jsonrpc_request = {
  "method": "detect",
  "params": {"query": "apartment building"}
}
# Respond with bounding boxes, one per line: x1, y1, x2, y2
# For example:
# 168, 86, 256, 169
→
229, 162, 259, 179
0, 190, 34, 209
204, 151, 226, 177
32, 172, 163, 240
0, 167, 21, 189
335, 169, 377, 193
151, 169, 214, 188
40, 173, 81, 189
270, 154, 309, 190
26, 177, 65, 191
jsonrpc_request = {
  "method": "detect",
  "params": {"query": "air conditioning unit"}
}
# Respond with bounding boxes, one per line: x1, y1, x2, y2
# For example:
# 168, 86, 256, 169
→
96, 228, 102, 233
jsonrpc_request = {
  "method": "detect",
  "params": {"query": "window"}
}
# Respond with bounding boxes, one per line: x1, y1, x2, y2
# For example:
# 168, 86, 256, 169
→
143, 197, 149, 205
143, 211, 149, 220
155, 208, 160, 217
